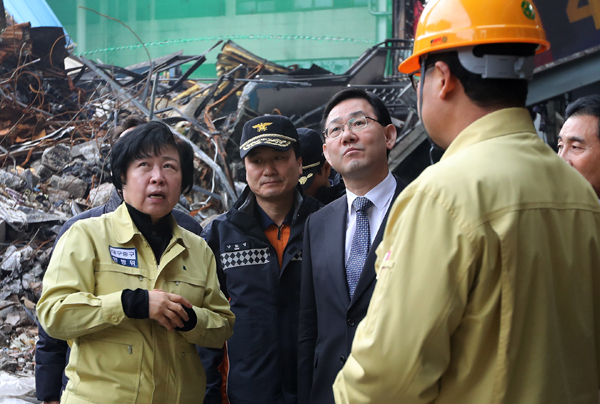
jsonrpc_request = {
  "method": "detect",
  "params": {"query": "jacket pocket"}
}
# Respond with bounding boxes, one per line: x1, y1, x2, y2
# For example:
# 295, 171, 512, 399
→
72, 328, 143, 404
176, 345, 206, 403
95, 263, 150, 295
164, 276, 207, 307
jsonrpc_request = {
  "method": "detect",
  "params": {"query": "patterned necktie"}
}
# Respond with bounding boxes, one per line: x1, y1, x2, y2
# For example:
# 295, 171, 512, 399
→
346, 196, 373, 299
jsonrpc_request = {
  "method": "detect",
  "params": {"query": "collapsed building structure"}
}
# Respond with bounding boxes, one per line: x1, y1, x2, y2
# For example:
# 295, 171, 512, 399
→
1, 0, 600, 399
0, 19, 426, 382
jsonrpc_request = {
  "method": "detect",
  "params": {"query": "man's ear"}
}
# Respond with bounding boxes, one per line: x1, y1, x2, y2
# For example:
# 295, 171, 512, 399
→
323, 144, 332, 166
384, 124, 397, 150
321, 161, 331, 178
436, 61, 458, 100
297, 156, 303, 175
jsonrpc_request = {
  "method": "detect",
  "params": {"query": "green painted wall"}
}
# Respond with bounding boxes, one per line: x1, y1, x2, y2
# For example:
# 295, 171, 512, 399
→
47, 0, 392, 77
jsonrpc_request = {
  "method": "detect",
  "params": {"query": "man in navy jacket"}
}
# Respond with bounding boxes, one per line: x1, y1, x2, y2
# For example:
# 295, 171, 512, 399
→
200, 115, 320, 404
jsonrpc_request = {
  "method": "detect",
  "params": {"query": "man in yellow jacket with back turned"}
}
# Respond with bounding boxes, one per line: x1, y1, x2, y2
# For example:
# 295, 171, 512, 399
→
333, 0, 600, 403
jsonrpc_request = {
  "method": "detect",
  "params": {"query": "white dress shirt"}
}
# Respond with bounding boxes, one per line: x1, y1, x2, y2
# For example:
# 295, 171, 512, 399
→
344, 172, 396, 264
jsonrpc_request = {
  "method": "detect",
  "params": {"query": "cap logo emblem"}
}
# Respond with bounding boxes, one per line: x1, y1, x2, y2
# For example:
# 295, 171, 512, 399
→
299, 173, 314, 185
521, 1, 535, 20
252, 122, 273, 132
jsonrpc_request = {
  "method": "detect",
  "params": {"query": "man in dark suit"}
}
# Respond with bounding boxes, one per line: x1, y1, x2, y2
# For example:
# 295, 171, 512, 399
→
298, 89, 406, 404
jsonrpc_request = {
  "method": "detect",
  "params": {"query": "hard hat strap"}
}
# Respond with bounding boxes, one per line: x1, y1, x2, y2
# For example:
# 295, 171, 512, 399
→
417, 53, 427, 127
457, 46, 535, 80
416, 54, 441, 164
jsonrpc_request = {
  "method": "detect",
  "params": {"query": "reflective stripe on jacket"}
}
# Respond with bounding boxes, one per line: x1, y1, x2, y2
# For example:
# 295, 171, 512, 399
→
201, 185, 321, 404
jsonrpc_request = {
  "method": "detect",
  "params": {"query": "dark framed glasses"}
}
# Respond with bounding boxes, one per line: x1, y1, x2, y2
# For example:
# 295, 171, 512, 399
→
409, 64, 435, 91
409, 74, 421, 91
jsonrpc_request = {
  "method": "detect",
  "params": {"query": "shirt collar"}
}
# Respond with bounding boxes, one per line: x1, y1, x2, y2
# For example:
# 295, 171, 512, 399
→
113, 203, 187, 247
346, 171, 395, 213
125, 202, 172, 239
255, 202, 294, 231
442, 108, 536, 161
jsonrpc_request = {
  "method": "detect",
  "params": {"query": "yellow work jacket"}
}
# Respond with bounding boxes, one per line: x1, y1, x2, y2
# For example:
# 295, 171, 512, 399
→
38, 203, 234, 404
334, 108, 600, 404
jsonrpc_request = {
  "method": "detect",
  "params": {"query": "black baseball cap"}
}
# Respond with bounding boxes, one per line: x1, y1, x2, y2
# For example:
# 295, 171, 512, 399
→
297, 128, 325, 191
240, 115, 299, 159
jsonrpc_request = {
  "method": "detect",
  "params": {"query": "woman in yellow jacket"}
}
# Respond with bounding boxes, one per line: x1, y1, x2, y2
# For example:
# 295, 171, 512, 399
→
37, 121, 234, 404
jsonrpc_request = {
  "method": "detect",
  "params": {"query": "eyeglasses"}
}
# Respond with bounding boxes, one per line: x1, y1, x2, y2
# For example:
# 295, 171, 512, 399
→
323, 116, 380, 139
409, 64, 435, 91
409, 74, 421, 91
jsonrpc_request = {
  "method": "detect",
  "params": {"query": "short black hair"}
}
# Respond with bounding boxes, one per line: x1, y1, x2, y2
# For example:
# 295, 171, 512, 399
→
107, 114, 147, 141
111, 121, 194, 195
565, 95, 600, 140
321, 89, 392, 130
321, 89, 394, 157
423, 44, 537, 109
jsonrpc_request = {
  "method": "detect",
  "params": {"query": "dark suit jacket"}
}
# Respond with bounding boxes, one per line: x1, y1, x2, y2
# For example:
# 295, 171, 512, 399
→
297, 176, 405, 404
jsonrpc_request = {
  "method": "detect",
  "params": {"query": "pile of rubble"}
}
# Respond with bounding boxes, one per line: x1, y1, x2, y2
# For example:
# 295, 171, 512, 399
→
0, 141, 108, 377
0, 15, 425, 384
0, 22, 236, 378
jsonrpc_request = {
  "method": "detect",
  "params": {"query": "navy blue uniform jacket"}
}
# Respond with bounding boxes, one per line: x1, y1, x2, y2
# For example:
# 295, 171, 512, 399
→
297, 177, 405, 404
200, 185, 321, 404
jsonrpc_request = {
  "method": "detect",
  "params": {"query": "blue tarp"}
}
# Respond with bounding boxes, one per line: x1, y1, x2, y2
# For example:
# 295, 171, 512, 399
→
5, 0, 69, 40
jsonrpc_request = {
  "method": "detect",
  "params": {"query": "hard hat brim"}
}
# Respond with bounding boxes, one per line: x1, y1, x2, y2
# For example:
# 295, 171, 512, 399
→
399, 0, 551, 74
399, 36, 550, 74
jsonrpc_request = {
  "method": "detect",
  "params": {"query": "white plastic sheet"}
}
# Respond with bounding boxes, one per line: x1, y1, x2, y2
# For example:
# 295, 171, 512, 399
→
0, 372, 36, 403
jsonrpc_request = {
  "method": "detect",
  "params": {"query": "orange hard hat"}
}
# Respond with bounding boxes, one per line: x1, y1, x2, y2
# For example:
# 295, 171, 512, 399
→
399, 0, 550, 74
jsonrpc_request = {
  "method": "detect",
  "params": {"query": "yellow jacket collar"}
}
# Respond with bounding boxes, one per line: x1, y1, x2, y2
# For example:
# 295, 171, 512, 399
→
112, 203, 188, 248
442, 108, 536, 161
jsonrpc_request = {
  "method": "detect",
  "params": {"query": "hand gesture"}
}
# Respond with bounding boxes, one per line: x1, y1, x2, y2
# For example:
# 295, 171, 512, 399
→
148, 289, 193, 331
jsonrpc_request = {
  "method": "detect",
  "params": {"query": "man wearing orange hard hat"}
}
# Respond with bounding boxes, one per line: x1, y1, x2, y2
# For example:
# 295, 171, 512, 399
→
332, 0, 600, 403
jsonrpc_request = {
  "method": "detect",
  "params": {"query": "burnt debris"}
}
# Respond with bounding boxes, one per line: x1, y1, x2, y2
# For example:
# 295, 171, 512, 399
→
0, 19, 427, 379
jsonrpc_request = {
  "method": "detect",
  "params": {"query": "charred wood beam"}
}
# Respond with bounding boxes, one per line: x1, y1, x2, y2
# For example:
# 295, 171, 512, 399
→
192, 185, 222, 201
193, 63, 245, 118
74, 55, 151, 114
93, 64, 147, 87
160, 40, 223, 94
